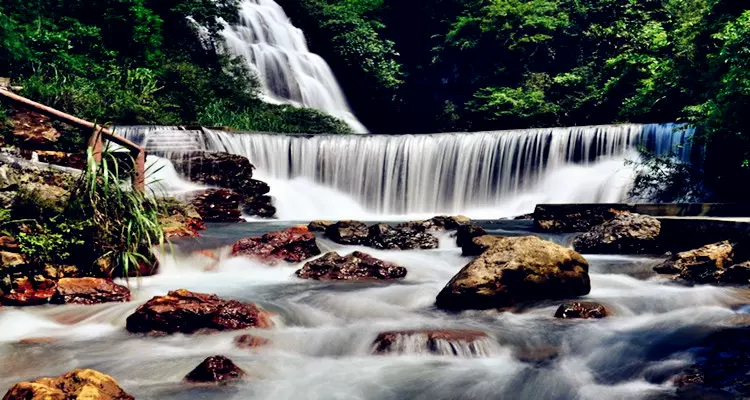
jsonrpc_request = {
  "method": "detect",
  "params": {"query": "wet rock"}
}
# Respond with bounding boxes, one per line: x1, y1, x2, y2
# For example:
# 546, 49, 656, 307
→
654, 241, 735, 283
436, 236, 591, 311
1, 277, 56, 306
455, 225, 487, 249
232, 226, 320, 264
296, 251, 407, 281
325, 220, 370, 245
461, 235, 503, 257
242, 192, 276, 219
51, 278, 131, 305
397, 216, 471, 232
190, 189, 242, 223
573, 212, 661, 254
513, 213, 534, 220
235, 334, 270, 349
42, 264, 80, 279
718, 261, 750, 284
184, 355, 246, 383
159, 198, 205, 239
366, 223, 439, 250
373, 329, 491, 356
534, 204, 628, 232
308, 220, 334, 232
125, 289, 273, 334
2, 368, 134, 400
554, 301, 608, 319
0, 251, 25, 268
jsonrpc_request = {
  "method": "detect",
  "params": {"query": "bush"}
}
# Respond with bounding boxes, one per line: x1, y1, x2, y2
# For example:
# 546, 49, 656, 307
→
198, 101, 353, 134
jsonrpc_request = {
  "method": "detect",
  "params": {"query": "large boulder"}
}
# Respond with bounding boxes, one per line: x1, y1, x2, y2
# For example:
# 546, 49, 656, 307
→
51, 278, 131, 305
232, 226, 320, 264
534, 204, 629, 232
184, 355, 246, 383
190, 189, 242, 222
554, 301, 608, 319
296, 251, 407, 281
654, 241, 736, 283
325, 220, 370, 245
573, 212, 661, 254
3, 368, 133, 400
125, 289, 273, 334
366, 223, 439, 250
461, 235, 503, 257
372, 329, 492, 356
436, 236, 591, 311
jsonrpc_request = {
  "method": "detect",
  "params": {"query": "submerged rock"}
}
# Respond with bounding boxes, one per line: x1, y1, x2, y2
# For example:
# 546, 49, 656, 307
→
3, 368, 134, 400
232, 226, 320, 264
325, 220, 369, 245
436, 236, 591, 311
190, 189, 242, 222
654, 241, 735, 283
51, 278, 131, 305
572, 212, 661, 254
184, 355, 246, 383
235, 334, 271, 349
554, 301, 608, 319
296, 251, 407, 281
367, 223, 439, 250
1, 277, 56, 306
125, 289, 273, 334
372, 329, 493, 356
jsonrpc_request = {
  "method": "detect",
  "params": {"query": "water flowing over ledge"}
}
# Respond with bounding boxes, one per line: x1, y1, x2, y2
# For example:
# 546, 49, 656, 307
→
117, 123, 693, 220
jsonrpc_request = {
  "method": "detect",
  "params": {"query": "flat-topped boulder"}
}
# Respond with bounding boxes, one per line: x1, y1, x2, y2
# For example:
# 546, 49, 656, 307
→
372, 329, 493, 356
184, 355, 246, 383
232, 226, 320, 264
51, 277, 131, 305
296, 251, 407, 281
654, 241, 738, 283
125, 289, 273, 334
534, 204, 629, 232
436, 236, 590, 311
554, 301, 608, 319
3, 368, 133, 400
573, 211, 661, 254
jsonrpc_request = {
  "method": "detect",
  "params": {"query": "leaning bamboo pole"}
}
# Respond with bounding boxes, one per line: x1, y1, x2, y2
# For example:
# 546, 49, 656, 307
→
0, 87, 146, 192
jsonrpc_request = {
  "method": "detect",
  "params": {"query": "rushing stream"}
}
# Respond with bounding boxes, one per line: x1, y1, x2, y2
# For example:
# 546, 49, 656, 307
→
1, 221, 746, 399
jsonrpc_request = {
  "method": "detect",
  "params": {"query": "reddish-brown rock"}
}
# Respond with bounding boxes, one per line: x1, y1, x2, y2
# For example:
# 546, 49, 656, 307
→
2, 368, 133, 400
235, 334, 270, 349
51, 278, 131, 305
191, 189, 242, 223
1, 277, 56, 306
125, 289, 273, 334
373, 329, 490, 356
184, 356, 246, 383
232, 226, 321, 264
554, 301, 608, 319
296, 251, 407, 281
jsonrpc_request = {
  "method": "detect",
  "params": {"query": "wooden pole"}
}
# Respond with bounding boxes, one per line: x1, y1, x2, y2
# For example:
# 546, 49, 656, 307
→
0, 88, 146, 193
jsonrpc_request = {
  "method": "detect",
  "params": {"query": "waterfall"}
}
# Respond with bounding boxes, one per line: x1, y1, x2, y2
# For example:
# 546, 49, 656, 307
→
220, 0, 368, 133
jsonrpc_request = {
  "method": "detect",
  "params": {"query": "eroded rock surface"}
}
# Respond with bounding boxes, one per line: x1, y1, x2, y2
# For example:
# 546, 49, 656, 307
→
296, 251, 407, 281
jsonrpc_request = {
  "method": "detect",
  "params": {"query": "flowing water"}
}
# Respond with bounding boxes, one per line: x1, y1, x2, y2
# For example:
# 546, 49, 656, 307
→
220, 0, 368, 133
0, 221, 745, 399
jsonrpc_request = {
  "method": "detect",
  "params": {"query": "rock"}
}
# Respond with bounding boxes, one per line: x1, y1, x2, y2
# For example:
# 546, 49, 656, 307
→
461, 235, 503, 257
2, 368, 133, 400
9, 109, 61, 148
718, 261, 750, 284
455, 224, 487, 248
159, 198, 205, 239
654, 241, 735, 283
1, 277, 56, 306
534, 204, 629, 232
513, 213, 534, 220
554, 301, 608, 319
436, 236, 591, 311
51, 278, 131, 305
42, 264, 80, 279
296, 251, 407, 281
397, 216, 471, 232
0, 236, 19, 251
232, 226, 320, 264
184, 355, 246, 383
366, 223, 439, 250
242, 192, 276, 219
190, 189, 242, 222
372, 329, 490, 356
235, 334, 270, 349
325, 220, 369, 245
0, 251, 25, 268
125, 289, 273, 334
308, 220, 334, 232
572, 212, 661, 254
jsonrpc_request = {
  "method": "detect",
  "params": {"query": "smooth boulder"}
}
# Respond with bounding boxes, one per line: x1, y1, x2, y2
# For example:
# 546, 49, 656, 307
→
654, 241, 735, 283
184, 355, 246, 383
51, 278, 131, 305
554, 301, 608, 319
296, 251, 407, 281
3, 369, 133, 400
572, 212, 661, 254
232, 226, 320, 264
436, 236, 590, 311
125, 289, 273, 334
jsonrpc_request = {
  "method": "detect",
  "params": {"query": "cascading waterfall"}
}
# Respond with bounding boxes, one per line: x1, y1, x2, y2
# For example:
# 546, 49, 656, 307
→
220, 0, 368, 133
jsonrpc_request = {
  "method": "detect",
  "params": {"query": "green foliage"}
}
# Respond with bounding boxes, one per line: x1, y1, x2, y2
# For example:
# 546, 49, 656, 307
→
627, 148, 705, 203
198, 101, 353, 134
16, 219, 91, 264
